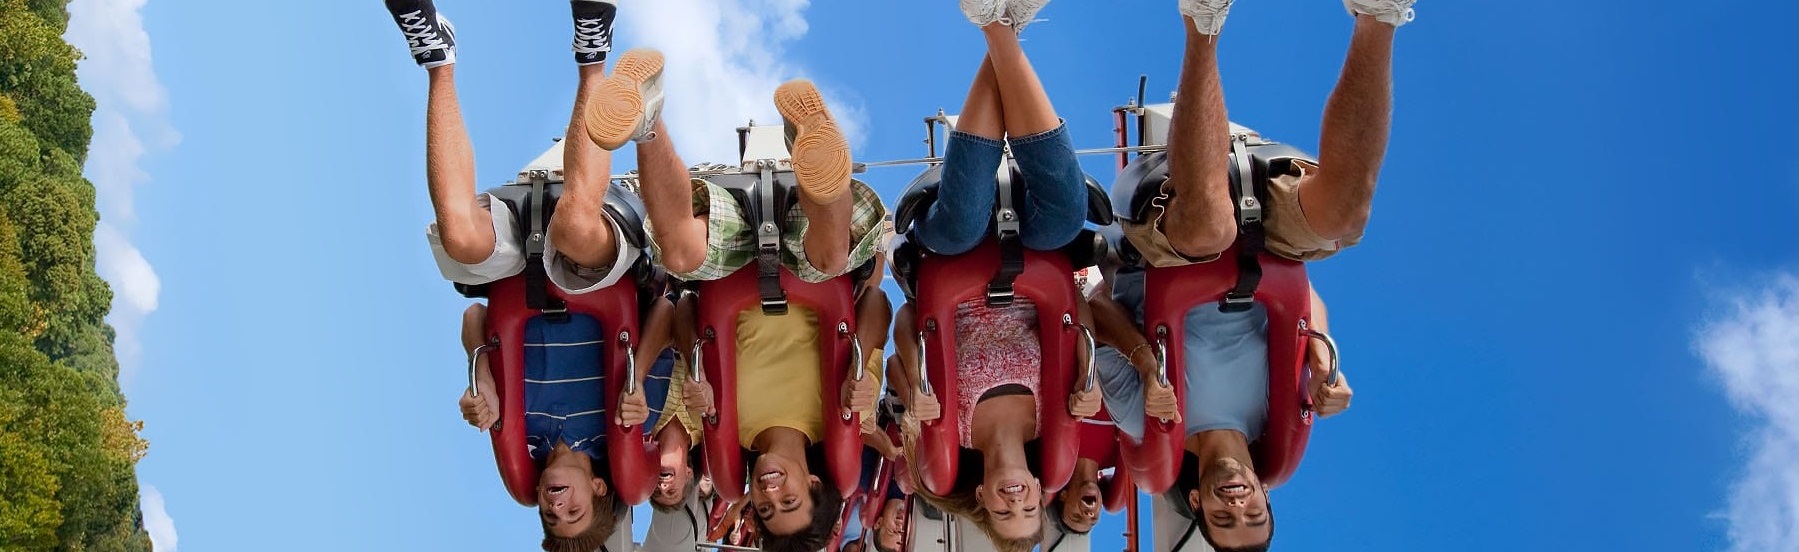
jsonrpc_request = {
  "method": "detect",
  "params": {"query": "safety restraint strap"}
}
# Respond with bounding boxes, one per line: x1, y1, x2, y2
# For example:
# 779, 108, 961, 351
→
524, 173, 569, 321
754, 162, 789, 315
1221, 134, 1264, 313
987, 159, 1023, 306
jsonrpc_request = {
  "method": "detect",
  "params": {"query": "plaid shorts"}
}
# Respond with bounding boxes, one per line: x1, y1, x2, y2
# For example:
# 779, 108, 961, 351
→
651, 178, 888, 283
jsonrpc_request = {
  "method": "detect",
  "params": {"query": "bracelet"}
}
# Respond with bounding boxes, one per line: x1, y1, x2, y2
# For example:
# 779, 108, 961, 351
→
1125, 343, 1153, 363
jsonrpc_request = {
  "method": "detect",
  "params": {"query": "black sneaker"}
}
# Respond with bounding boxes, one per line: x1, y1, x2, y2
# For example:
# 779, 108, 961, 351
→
386, 0, 457, 68
571, 0, 617, 66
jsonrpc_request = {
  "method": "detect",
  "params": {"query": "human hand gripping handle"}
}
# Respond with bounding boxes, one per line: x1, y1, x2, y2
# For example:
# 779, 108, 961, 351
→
461, 343, 501, 432
1304, 328, 1350, 418
1131, 341, 1180, 424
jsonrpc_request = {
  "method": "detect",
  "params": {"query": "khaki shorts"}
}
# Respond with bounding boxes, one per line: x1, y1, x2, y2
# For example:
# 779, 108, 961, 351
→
1121, 159, 1361, 266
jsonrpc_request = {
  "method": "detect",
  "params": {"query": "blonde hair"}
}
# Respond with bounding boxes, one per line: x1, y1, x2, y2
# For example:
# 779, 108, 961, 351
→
899, 416, 1042, 552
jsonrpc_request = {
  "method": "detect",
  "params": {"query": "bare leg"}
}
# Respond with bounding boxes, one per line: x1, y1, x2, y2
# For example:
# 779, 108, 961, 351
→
1160, 18, 1237, 259
548, 62, 621, 269
774, 80, 853, 276
957, 57, 1005, 141
795, 192, 851, 277
635, 119, 708, 276
425, 65, 497, 264
978, 24, 1059, 137
1305, 16, 1396, 240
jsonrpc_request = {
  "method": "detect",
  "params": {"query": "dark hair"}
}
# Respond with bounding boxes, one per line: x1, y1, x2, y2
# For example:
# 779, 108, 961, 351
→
1167, 452, 1273, 552
540, 491, 627, 552
1193, 505, 1274, 552
751, 481, 842, 552
872, 536, 901, 552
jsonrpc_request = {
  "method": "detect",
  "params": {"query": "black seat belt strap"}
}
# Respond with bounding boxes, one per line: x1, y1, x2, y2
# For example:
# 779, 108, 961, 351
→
524, 171, 569, 321
1222, 134, 1263, 313
987, 159, 1023, 307
754, 161, 788, 315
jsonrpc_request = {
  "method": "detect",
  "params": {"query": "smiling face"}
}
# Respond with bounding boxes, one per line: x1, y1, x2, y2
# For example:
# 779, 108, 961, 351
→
975, 465, 1042, 542
538, 464, 607, 537
749, 451, 820, 535
1188, 457, 1272, 549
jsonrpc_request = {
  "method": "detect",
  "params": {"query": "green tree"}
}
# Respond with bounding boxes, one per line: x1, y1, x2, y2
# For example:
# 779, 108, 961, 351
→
0, 0, 153, 547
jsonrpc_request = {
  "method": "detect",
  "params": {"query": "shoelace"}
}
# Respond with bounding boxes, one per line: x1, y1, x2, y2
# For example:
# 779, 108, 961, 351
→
397, 10, 447, 57
573, 18, 612, 55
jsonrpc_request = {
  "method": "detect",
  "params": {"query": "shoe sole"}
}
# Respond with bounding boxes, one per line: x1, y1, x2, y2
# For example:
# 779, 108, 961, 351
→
585, 48, 664, 151
773, 80, 851, 204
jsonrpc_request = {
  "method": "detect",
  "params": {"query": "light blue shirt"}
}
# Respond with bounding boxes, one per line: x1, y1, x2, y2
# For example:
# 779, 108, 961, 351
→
1097, 270, 1269, 441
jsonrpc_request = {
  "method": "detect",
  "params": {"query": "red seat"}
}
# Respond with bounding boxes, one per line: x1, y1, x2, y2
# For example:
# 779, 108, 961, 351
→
480, 276, 657, 506
693, 267, 866, 501
909, 239, 1087, 496
1120, 244, 1316, 493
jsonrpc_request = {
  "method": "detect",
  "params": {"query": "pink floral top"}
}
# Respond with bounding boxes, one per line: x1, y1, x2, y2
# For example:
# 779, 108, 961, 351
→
953, 296, 1042, 448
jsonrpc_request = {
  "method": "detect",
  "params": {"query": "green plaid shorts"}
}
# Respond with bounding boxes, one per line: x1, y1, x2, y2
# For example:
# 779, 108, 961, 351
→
650, 178, 888, 283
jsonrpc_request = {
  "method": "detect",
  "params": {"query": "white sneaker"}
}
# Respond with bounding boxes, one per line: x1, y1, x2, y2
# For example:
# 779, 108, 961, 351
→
961, 0, 1010, 27
1343, 0, 1416, 27
1179, 0, 1235, 36
1006, 0, 1049, 32
584, 49, 665, 150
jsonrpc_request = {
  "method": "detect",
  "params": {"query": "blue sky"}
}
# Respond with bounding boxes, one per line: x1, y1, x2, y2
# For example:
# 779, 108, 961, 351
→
67, 0, 1796, 550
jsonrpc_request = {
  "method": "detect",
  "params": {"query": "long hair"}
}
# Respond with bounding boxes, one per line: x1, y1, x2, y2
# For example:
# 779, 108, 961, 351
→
900, 423, 1041, 552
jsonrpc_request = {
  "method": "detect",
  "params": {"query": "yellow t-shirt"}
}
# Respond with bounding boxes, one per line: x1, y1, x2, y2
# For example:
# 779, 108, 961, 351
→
733, 305, 887, 450
736, 305, 826, 449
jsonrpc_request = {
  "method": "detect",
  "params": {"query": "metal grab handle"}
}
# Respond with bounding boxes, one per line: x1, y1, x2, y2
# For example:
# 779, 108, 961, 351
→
1153, 327, 1172, 424
689, 335, 718, 426
689, 338, 706, 383
1299, 321, 1341, 387
619, 331, 638, 396
1065, 314, 1097, 393
915, 330, 934, 397
467, 342, 497, 397
842, 321, 865, 421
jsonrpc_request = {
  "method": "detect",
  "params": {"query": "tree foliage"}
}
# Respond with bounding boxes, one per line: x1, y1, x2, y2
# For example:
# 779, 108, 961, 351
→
0, 0, 153, 549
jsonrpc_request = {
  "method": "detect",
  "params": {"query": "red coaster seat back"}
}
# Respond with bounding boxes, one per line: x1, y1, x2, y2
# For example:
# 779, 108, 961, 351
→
458, 178, 661, 506
690, 170, 870, 502
1137, 248, 1315, 491
888, 160, 1116, 497
1105, 133, 1322, 492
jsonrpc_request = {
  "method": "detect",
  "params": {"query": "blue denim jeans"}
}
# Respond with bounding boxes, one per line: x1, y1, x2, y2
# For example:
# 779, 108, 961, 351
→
914, 123, 1088, 255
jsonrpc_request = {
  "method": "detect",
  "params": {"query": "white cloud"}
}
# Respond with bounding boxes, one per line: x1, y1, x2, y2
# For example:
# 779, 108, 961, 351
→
140, 484, 177, 552
1693, 272, 1799, 552
618, 0, 867, 165
65, 0, 177, 382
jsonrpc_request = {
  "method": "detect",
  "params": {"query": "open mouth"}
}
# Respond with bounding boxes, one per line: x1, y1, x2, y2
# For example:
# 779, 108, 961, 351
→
1217, 483, 1250, 497
548, 484, 569, 495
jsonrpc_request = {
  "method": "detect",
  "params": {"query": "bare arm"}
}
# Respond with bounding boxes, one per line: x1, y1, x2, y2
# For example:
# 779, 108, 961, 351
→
458, 303, 499, 430
1086, 280, 1156, 376
845, 287, 893, 421
1306, 283, 1351, 417
635, 296, 675, 386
